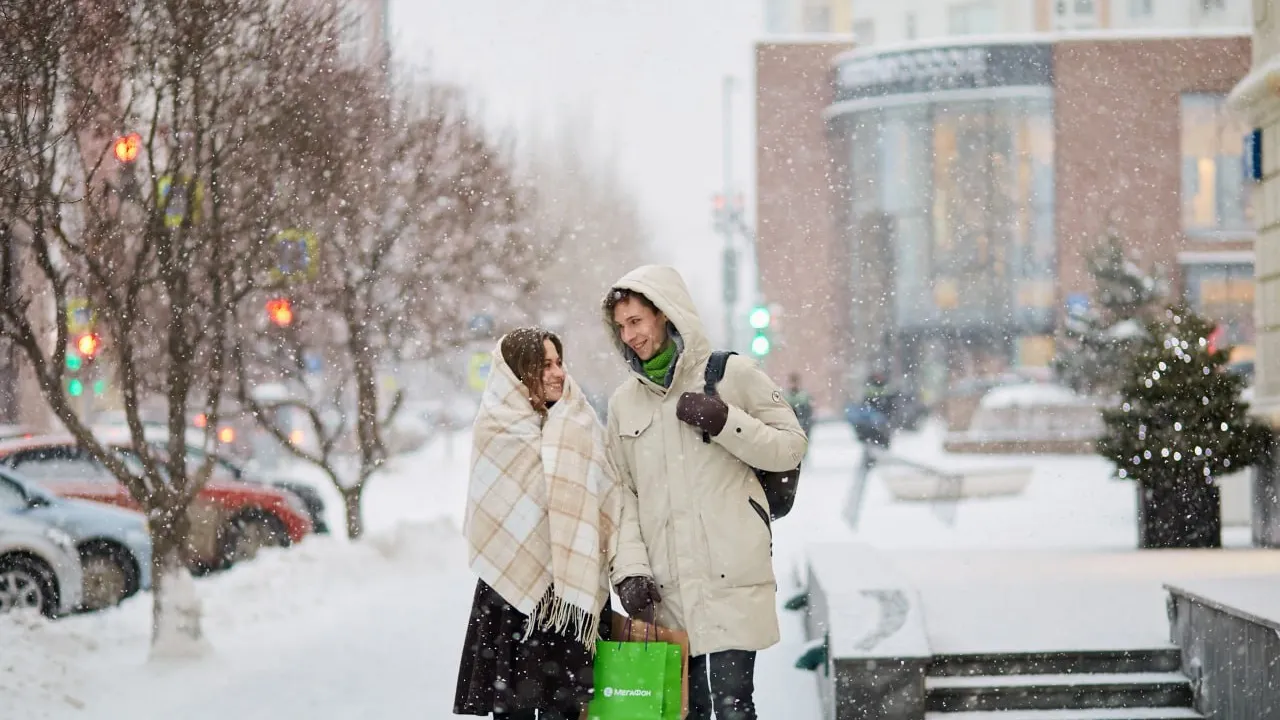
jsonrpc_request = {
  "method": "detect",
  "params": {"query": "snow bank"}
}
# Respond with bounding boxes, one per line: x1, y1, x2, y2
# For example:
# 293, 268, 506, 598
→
979, 383, 1086, 409
0, 611, 98, 718
0, 518, 467, 719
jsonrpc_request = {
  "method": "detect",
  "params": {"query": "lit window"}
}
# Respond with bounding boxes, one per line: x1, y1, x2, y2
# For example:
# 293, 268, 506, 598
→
1184, 262, 1255, 352
1180, 94, 1253, 235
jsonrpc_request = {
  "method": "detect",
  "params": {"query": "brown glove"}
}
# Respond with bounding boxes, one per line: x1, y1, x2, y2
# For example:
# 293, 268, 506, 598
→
615, 575, 662, 622
676, 392, 729, 437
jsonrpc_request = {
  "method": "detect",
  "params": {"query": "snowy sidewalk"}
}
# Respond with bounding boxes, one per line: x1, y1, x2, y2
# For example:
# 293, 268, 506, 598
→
3, 421, 1246, 719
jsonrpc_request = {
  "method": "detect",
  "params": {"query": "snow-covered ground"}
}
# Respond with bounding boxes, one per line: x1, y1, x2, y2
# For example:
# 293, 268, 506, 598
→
0, 419, 1225, 719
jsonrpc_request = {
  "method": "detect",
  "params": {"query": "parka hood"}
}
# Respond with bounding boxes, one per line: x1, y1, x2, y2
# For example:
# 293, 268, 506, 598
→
602, 265, 710, 385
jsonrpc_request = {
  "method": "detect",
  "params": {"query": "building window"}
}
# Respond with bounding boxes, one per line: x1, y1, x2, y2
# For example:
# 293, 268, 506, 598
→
948, 1, 998, 35
765, 0, 792, 33
1129, 0, 1153, 17
1181, 94, 1252, 235
1054, 0, 1098, 29
1183, 262, 1255, 359
906, 12, 917, 40
803, 2, 833, 32
854, 19, 876, 45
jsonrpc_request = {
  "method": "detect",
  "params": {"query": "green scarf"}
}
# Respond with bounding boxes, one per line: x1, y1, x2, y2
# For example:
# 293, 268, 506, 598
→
642, 341, 677, 386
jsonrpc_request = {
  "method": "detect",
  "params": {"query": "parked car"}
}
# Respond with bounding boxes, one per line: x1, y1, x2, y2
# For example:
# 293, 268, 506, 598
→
0, 468, 151, 611
90, 424, 331, 534
0, 436, 314, 572
163, 444, 329, 535
0, 513, 84, 616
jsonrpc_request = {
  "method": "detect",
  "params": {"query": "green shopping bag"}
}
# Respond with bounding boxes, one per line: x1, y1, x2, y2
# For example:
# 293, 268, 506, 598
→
659, 641, 682, 719
587, 638, 670, 719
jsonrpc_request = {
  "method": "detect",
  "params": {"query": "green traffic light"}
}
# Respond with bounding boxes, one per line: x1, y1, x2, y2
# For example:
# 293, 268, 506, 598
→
66, 352, 82, 371
68, 378, 84, 397
749, 306, 771, 330
750, 333, 771, 357
93, 379, 106, 396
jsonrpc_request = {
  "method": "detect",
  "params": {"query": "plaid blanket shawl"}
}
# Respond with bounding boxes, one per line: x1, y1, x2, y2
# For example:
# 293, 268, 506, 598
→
464, 344, 619, 650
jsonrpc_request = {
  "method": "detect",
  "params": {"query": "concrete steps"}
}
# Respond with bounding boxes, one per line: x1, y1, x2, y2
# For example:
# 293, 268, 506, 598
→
925, 708, 1204, 720
924, 648, 1201, 718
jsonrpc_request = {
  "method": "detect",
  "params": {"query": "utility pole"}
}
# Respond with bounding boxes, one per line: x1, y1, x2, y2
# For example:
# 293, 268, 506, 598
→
718, 75, 739, 352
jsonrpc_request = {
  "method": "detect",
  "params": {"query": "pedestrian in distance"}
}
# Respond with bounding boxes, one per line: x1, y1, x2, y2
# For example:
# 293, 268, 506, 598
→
785, 373, 815, 441
454, 328, 620, 720
602, 265, 807, 720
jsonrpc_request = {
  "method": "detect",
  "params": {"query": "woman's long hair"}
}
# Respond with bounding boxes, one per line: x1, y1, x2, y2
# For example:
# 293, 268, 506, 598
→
500, 327, 563, 415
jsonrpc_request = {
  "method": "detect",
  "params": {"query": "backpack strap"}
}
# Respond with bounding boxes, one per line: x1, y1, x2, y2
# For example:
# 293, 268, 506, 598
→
702, 351, 736, 444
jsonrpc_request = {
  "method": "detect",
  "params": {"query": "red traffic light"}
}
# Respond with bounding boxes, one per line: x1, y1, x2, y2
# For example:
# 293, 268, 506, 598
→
266, 297, 293, 327
112, 133, 141, 163
76, 333, 102, 358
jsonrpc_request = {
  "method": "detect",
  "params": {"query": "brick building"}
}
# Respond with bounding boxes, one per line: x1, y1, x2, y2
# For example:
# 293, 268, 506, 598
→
1229, 3, 1280, 428
756, 32, 1256, 414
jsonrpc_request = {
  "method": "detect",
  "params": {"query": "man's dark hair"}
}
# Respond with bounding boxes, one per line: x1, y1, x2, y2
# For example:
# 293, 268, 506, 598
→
604, 287, 659, 316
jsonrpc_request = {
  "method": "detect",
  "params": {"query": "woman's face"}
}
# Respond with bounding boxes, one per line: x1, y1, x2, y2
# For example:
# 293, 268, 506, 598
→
542, 339, 565, 403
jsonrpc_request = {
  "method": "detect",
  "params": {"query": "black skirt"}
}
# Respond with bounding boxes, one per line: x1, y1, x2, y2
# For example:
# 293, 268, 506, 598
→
454, 580, 613, 716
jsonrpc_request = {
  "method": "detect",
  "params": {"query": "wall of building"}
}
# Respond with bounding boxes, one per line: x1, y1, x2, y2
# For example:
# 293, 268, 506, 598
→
765, 0, 854, 34
1234, 0, 1280, 425
826, 0, 1253, 47
755, 40, 854, 413
1052, 36, 1253, 305
1106, 0, 1252, 30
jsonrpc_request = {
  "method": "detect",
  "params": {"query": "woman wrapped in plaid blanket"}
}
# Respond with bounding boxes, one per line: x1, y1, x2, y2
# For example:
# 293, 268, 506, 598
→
454, 328, 621, 720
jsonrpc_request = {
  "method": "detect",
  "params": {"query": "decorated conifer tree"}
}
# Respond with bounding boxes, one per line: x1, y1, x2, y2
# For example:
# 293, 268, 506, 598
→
1054, 229, 1160, 396
1097, 306, 1273, 548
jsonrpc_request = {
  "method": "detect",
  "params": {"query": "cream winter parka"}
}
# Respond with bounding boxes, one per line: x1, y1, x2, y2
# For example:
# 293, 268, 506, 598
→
603, 265, 807, 657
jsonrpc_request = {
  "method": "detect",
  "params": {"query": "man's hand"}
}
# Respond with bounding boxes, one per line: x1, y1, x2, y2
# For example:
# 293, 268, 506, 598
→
676, 392, 729, 437
615, 575, 662, 622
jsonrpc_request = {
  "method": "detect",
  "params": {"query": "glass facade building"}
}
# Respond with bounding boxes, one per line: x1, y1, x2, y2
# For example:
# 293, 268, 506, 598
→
831, 42, 1058, 398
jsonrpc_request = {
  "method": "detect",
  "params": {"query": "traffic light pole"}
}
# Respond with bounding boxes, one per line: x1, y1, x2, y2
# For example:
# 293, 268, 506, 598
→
721, 76, 737, 353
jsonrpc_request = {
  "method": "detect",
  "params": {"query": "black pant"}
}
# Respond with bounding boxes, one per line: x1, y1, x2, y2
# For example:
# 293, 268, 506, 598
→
493, 710, 572, 720
688, 650, 757, 720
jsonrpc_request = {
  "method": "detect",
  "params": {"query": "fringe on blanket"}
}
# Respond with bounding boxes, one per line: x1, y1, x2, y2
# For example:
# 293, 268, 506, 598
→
525, 584, 603, 653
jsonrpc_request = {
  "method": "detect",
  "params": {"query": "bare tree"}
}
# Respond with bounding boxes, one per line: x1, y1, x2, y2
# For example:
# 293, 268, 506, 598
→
0, 0, 344, 654
522, 119, 653, 395
233, 71, 549, 539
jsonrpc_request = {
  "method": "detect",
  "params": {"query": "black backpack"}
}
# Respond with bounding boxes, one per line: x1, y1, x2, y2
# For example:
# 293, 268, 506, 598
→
701, 350, 801, 520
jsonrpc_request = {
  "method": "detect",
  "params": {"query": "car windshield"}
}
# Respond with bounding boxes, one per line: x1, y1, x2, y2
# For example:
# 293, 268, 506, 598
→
0, 469, 59, 506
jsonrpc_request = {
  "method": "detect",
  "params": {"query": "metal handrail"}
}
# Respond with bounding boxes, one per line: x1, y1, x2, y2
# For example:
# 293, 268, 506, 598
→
845, 444, 963, 529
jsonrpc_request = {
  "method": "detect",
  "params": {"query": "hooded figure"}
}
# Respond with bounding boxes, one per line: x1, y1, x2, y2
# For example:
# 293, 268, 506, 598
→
602, 266, 806, 720
455, 328, 619, 719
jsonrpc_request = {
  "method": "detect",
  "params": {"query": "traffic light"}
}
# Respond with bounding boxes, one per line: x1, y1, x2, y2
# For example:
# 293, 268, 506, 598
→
76, 333, 101, 359
749, 305, 771, 358
266, 297, 293, 327
112, 133, 141, 163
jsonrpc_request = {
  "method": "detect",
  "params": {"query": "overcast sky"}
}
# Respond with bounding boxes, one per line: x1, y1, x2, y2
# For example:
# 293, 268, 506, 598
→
389, 0, 764, 343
